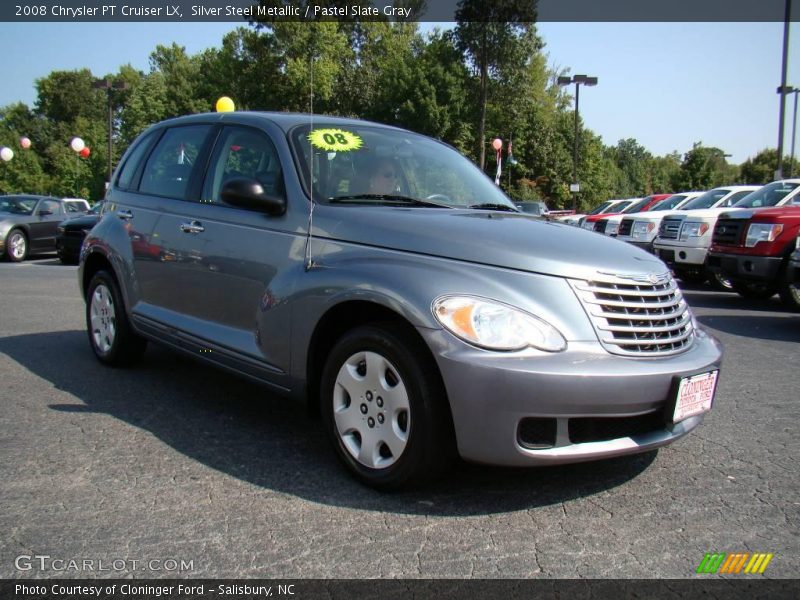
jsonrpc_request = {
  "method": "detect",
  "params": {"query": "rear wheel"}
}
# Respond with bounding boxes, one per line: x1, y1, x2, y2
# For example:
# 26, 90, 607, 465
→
5, 229, 28, 262
86, 270, 147, 366
320, 323, 454, 490
731, 280, 777, 300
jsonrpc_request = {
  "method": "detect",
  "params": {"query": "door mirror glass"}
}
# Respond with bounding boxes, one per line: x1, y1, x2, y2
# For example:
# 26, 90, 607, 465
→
221, 177, 286, 215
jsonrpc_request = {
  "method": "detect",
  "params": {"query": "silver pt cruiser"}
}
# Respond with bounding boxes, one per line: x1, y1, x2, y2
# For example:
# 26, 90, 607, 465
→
79, 113, 722, 489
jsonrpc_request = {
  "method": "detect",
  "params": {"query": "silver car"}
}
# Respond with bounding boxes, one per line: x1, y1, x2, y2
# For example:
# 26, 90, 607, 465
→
79, 113, 722, 489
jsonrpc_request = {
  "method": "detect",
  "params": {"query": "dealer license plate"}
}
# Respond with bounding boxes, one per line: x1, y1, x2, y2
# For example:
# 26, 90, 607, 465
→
673, 370, 718, 423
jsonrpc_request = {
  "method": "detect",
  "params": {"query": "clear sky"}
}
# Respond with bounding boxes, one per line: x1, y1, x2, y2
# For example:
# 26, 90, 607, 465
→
0, 21, 797, 164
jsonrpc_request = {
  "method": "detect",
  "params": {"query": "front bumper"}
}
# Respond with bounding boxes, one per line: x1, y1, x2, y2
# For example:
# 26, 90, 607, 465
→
653, 242, 709, 267
420, 328, 722, 467
55, 232, 87, 261
706, 251, 783, 283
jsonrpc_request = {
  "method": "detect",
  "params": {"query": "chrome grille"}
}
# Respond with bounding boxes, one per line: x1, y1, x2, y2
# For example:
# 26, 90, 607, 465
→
593, 220, 608, 233
618, 218, 634, 237
570, 273, 694, 357
659, 217, 683, 239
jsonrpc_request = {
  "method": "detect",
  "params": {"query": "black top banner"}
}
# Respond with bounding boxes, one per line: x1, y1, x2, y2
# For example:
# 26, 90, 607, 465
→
2, 0, 798, 23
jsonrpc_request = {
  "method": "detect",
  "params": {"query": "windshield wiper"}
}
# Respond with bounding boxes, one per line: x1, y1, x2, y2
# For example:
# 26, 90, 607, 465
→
468, 203, 518, 212
328, 194, 453, 208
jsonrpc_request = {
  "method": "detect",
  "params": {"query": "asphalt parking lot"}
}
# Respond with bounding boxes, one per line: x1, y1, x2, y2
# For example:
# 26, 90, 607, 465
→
1, 256, 798, 579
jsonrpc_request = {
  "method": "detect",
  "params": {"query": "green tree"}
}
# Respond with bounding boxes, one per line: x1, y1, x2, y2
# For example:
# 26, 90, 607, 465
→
739, 148, 799, 184
676, 143, 737, 190
454, 0, 538, 170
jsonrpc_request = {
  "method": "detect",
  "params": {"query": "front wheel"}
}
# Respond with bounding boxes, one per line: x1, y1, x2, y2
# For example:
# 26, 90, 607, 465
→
709, 271, 734, 291
778, 269, 800, 312
86, 270, 147, 366
731, 280, 777, 300
320, 323, 454, 490
674, 267, 707, 285
5, 229, 28, 262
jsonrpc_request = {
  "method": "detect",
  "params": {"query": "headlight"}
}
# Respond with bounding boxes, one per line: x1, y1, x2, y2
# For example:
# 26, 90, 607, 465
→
680, 221, 710, 240
631, 221, 655, 239
606, 221, 619, 235
432, 295, 567, 352
582, 221, 595, 230
57, 225, 65, 234
745, 223, 783, 247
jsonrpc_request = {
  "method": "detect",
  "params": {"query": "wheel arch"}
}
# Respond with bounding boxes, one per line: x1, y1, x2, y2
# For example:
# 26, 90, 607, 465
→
305, 300, 451, 425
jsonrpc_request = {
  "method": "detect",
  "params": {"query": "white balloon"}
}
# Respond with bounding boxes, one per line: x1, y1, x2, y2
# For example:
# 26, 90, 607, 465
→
70, 137, 85, 153
0, 147, 13, 162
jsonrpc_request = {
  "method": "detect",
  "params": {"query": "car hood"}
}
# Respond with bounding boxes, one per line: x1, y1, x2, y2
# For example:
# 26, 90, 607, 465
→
663, 207, 744, 221
622, 210, 677, 222
319, 206, 667, 281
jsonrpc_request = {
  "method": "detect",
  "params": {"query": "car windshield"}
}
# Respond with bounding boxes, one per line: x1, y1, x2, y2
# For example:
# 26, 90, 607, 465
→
733, 181, 800, 208
587, 201, 613, 215
651, 194, 687, 211
601, 200, 633, 213
621, 197, 652, 213
0, 197, 37, 215
681, 189, 731, 210
289, 124, 515, 210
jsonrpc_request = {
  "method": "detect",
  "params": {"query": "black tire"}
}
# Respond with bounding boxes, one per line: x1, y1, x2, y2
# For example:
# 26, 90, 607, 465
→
778, 268, 800, 312
86, 270, 147, 366
709, 271, 734, 292
320, 323, 455, 490
731, 280, 777, 300
5, 229, 28, 262
58, 252, 78, 265
673, 267, 707, 284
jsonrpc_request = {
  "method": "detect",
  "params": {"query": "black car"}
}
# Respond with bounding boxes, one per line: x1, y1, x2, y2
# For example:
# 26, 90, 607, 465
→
56, 203, 104, 264
0, 195, 71, 261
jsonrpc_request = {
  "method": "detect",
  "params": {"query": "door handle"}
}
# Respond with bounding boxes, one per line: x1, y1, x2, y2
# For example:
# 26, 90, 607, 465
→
117, 209, 133, 220
180, 221, 205, 234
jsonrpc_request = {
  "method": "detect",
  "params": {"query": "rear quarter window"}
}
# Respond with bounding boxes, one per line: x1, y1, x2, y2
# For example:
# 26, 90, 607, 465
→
139, 125, 211, 199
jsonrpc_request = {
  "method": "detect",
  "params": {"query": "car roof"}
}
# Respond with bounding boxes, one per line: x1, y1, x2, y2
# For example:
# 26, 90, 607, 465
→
151, 111, 406, 135
1, 194, 59, 201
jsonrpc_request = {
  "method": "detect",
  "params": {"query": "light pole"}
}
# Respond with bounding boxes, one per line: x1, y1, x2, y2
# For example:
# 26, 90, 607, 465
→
776, 0, 792, 179
93, 78, 128, 187
557, 74, 598, 211
783, 86, 799, 178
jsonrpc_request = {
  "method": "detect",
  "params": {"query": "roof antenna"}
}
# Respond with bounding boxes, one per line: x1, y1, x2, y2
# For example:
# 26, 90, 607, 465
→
304, 48, 316, 272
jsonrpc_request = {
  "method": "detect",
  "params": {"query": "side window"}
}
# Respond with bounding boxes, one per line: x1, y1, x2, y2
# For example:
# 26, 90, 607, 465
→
139, 125, 210, 199
65, 203, 82, 213
202, 127, 283, 205
117, 131, 158, 191
39, 200, 62, 214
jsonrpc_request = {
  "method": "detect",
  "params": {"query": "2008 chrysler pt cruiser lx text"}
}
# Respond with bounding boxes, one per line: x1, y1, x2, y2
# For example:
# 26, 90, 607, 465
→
78, 112, 722, 489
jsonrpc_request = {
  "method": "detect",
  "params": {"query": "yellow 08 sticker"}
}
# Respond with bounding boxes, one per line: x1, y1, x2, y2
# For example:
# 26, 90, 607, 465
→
308, 128, 363, 152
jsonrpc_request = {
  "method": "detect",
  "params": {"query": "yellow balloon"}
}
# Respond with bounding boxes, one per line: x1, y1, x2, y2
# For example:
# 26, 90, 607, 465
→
215, 96, 235, 112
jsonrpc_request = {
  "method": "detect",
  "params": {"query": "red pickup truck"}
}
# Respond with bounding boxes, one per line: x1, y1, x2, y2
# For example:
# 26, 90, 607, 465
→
707, 205, 800, 310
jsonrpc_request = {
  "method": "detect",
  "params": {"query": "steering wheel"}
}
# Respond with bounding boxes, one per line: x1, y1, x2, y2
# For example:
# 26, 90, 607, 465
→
425, 194, 452, 203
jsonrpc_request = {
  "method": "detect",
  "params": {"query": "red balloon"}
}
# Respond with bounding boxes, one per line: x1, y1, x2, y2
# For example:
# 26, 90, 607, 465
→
80, 147, 91, 158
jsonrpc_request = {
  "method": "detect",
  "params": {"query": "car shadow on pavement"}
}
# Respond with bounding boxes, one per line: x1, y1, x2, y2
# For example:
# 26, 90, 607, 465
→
696, 314, 800, 342
0, 330, 656, 516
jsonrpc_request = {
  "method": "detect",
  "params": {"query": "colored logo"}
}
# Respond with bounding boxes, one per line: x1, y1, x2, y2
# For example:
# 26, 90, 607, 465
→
696, 552, 774, 574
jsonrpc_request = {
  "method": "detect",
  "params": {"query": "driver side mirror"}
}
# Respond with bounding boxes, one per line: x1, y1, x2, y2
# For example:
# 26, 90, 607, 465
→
220, 177, 286, 216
